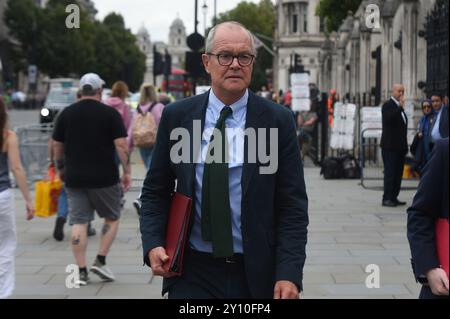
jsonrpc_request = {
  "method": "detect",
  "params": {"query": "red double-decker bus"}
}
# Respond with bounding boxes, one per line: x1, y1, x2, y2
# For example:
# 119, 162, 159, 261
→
161, 68, 192, 100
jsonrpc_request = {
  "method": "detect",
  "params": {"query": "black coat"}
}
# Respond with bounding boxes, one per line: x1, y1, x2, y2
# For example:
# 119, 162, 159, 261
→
407, 138, 449, 283
139, 90, 309, 298
380, 98, 408, 153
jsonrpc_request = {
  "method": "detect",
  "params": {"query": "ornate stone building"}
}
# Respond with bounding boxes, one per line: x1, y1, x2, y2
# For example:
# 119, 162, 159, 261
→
135, 17, 189, 87
273, 0, 327, 93
319, 0, 441, 108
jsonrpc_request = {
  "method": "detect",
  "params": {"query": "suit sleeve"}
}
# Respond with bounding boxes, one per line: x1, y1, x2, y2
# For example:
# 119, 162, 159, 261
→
382, 100, 403, 124
407, 140, 445, 279
274, 108, 309, 291
140, 106, 176, 266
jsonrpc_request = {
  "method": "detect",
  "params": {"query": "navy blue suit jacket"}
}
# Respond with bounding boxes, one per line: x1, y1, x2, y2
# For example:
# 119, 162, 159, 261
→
139, 91, 309, 298
407, 138, 449, 281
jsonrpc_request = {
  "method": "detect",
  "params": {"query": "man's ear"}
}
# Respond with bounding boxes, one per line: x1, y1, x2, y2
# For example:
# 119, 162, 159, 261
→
202, 54, 211, 74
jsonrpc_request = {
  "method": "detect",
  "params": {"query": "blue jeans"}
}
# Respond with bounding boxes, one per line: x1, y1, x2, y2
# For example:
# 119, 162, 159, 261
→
57, 187, 68, 218
139, 146, 154, 170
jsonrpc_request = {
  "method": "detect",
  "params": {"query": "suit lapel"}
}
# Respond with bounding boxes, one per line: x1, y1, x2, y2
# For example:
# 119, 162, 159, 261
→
242, 92, 268, 197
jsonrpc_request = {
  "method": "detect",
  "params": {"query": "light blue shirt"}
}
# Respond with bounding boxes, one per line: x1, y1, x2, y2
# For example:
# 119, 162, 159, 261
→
189, 89, 248, 254
431, 106, 443, 143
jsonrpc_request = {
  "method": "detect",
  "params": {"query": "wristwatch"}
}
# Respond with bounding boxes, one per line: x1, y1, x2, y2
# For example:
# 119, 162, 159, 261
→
417, 275, 428, 285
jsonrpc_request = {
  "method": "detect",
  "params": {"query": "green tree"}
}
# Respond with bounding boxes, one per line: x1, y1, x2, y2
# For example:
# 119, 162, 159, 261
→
102, 13, 146, 91
4, 0, 46, 72
316, 0, 362, 33
215, 0, 275, 92
5, 0, 145, 91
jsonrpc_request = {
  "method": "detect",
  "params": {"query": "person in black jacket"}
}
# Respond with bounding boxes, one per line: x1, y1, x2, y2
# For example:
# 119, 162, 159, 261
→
380, 84, 408, 207
407, 138, 449, 299
139, 21, 308, 299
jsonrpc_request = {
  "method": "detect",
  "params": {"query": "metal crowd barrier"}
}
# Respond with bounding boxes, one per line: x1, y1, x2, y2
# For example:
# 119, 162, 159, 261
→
359, 127, 420, 190
15, 124, 54, 186
14, 123, 146, 192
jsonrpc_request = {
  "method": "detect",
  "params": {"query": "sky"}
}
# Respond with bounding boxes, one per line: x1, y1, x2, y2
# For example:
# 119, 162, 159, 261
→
93, 0, 270, 43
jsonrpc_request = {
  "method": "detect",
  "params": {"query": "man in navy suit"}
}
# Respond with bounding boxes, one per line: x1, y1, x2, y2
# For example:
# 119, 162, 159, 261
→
380, 84, 408, 207
407, 138, 449, 299
139, 21, 308, 299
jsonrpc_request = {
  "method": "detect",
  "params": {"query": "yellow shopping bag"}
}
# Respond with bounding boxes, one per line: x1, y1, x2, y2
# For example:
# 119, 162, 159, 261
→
34, 167, 62, 217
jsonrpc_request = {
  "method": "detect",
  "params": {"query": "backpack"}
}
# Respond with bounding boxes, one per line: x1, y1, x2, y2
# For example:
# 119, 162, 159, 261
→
341, 154, 361, 179
320, 157, 344, 179
132, 103, 157, 148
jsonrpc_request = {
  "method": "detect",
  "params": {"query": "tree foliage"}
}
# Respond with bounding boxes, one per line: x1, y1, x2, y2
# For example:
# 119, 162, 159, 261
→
315, 0, 362, 34
5, 0, 145, 91
215, 0, 275, 92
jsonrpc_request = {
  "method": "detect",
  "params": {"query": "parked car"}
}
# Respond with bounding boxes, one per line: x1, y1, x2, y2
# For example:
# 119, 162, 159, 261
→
40, 87, 79, 124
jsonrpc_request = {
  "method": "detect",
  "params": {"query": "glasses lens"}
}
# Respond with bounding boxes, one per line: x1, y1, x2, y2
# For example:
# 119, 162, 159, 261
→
218, 54, 233, 65
238, 55, 252, 66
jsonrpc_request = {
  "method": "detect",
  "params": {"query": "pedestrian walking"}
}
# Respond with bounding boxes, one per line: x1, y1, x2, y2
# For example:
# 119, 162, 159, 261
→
51, 89, 96, 241
407, 138, 449, 299
52, 73, 131, 285
130, 83, 165, 215
140, 21, 308, 299
0, 97, 34, 298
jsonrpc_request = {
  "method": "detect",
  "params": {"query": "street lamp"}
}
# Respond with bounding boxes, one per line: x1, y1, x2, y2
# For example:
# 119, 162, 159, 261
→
202, 0, 208, 37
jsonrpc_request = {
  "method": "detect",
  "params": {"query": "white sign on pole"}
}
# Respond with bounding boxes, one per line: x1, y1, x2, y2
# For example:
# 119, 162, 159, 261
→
290, 73, 310, 112
290, 73, 309, 86
360, 106, 382, 138
330, 103, 357, 150
292, 98, 310, 112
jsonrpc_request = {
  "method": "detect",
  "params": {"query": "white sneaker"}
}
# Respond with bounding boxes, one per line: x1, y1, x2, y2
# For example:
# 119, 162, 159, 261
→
75, 272, 90, 286
90, 260, 115, 282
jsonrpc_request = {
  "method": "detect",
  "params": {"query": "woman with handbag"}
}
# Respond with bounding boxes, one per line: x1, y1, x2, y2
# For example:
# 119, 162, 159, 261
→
0, 97, 34, 298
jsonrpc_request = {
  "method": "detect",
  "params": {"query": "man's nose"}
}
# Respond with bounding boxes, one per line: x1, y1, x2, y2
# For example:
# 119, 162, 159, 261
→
229, 57, 241, 69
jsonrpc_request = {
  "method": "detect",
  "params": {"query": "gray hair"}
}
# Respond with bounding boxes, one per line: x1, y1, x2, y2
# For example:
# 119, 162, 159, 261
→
81, 85, 99, 97
205, 21, 257, 55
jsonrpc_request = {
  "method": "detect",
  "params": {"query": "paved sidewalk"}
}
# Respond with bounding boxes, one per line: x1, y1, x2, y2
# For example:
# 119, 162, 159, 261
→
9, 156, 421, 299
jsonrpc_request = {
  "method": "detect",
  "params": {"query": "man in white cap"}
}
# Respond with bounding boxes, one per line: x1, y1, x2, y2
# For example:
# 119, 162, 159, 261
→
52, 73, 131, 285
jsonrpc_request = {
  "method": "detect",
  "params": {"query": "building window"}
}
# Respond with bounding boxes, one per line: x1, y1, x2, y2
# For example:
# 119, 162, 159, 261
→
292, 14, 298, 34
178, 29, 182, 35
178, 38, 181, 45
319, 17, 324, 33
303, 6, 308, 33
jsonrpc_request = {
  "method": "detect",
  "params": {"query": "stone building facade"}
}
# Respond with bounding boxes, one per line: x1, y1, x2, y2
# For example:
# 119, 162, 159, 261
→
273, 0, 327, 93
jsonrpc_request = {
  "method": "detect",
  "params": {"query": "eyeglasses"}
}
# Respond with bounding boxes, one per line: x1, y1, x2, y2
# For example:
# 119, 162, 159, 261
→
207, 53, 255, 67
422, 104, 431, 109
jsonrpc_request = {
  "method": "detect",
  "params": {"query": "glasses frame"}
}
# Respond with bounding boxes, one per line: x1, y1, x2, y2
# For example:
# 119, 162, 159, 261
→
207, 53, 255, 67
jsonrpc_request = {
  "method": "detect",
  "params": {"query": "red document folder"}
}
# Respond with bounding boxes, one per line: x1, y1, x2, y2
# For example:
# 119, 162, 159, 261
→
164, 192, 192, 276
435, 218, 449, 277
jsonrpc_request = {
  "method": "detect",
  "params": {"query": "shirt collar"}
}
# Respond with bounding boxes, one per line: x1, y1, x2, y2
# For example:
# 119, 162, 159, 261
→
208, 89, 248, 122
391, 96, 400, 106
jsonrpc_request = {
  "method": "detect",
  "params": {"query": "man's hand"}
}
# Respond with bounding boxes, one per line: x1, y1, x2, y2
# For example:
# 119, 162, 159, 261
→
273, 280, 300, 299
426, 268, 449, 296
122, 173, 131, 192
149, 247, 175, 278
